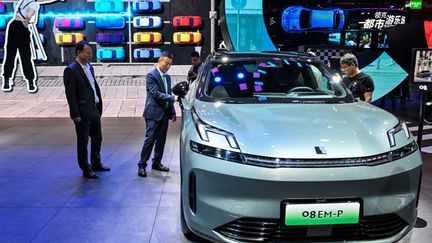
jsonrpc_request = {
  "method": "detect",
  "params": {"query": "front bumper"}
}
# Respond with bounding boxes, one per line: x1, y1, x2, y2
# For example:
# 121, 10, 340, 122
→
181, 145, 422, 242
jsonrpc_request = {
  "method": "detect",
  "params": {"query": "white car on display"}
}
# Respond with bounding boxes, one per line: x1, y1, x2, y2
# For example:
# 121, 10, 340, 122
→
132, 16, 162, 29
176, 51, 423, 243
282, 6, 345, 32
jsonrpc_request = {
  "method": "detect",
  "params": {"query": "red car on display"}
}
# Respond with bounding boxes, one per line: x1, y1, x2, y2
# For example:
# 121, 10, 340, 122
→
173, 16, 202, 29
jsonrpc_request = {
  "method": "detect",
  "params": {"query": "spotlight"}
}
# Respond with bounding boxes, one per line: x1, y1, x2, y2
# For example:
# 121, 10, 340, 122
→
236, 72, 245, 80
214, 76, 223, 83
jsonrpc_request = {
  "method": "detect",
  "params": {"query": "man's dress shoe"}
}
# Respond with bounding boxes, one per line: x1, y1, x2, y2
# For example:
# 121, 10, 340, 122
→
138, 166, 147, 177
83, 170, 98, 179
91, 163, 111, 172
152, 163, 169, 172
2, 81, 12, 92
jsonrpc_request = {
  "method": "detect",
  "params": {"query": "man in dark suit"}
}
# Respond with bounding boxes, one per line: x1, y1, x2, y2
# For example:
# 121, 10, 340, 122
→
138, 51, 177, 177
64, 41, 110, 179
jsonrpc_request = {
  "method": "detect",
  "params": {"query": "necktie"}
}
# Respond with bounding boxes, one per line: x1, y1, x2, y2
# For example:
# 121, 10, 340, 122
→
161, 74, 168, 93
162, 74, 169, 109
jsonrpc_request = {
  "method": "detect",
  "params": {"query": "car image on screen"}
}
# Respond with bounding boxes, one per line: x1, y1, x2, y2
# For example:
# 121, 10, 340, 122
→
417, 70, 432, 78
177, 51, 422, 243
282, 6, 345, 32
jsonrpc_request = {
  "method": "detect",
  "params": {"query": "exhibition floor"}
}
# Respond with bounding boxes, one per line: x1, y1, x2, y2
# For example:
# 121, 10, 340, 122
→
0, 115, 431, 242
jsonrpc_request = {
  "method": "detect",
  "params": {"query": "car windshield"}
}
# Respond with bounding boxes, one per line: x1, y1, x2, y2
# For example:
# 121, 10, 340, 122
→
334, 12, 341, 28
199, 55, 354, 104
300, 10, 310, 29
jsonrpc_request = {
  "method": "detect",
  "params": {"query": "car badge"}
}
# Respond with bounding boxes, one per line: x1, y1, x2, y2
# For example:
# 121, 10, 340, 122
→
315, 146, 326, 154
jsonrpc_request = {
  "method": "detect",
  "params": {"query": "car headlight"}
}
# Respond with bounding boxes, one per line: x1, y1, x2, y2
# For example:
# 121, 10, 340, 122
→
190, 141, 245, 163
191, 108, 239, 149
387, 120, 410, 147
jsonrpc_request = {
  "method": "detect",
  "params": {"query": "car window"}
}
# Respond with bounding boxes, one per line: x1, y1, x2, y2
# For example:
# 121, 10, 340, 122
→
200, 56, 353, 104
334, 11, 341, 28
300, 10, 310, 29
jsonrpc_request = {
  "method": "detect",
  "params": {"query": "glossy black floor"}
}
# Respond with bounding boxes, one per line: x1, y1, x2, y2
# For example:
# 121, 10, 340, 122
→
0, 99, 431, 242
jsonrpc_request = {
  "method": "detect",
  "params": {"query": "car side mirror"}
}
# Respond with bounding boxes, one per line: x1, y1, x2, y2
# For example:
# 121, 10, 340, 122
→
172, 81, 189, 98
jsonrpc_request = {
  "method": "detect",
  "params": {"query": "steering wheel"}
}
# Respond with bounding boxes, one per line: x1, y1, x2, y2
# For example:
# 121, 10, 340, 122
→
287, 86, 315, 93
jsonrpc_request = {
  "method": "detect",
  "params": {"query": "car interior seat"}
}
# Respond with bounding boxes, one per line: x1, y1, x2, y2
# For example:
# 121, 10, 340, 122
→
268, 67, 302, 93
210, 85, 230, 98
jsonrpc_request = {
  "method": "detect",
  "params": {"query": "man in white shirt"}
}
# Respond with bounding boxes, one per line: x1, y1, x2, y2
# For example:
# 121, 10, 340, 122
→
64, 41, 110, 179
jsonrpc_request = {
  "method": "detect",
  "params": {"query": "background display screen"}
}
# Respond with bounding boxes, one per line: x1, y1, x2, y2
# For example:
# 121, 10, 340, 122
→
411, 49, 432, 84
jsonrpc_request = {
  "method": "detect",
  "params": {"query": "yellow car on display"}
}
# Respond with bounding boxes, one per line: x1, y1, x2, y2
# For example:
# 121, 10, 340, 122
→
55, 33, 85, 45
133, 32, 162, 44
173, 32, 202, 44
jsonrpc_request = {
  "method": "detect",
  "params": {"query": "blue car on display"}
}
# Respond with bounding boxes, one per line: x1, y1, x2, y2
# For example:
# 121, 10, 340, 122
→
38, 34, 46, 46
133, 48, 161, 60
133, 16, 163, 29
95, 0, 124, 13
95, 16, 125, 29
282, 6, 345, 32
178, 51, 422, 242
0, 16, 6, 30
132, 0, 162, 13
96, 32, 125, 45
0, 32, 5, 46
97, 47, 125, 61
37, 20, 45, 30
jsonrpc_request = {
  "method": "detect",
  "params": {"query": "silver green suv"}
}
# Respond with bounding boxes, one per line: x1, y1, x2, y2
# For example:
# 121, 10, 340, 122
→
178, 51, 422, 242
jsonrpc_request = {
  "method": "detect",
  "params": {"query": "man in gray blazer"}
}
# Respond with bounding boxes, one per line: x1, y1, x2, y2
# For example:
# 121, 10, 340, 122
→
64, 41, 110, 179
138, 51, 176, 177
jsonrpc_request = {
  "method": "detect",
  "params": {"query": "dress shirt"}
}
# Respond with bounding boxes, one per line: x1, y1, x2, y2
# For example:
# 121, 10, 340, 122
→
78, 61, 99, 104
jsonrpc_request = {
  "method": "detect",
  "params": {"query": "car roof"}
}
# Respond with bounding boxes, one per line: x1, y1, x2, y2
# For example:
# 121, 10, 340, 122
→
210, 51, 318, 62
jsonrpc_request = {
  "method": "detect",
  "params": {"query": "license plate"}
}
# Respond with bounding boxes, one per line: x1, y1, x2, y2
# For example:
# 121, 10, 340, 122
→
284, 202, 360, 226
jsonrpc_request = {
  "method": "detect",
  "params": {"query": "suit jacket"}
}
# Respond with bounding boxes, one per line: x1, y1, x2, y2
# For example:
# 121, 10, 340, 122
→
144, 68, 176, 121
64, 60, 103, 121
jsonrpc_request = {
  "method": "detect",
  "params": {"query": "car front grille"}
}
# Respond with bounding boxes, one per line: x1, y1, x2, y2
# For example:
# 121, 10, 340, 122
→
191, 140, 418, 168
214, 214, 408, 242
243, 141, 418, 168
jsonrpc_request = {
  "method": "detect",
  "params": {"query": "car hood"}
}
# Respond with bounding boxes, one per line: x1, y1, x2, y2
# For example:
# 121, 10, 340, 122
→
194, 101, 399, 158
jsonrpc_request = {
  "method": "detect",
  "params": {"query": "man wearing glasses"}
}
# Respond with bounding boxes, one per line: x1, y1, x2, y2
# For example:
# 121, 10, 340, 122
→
340, 53, 375, 103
